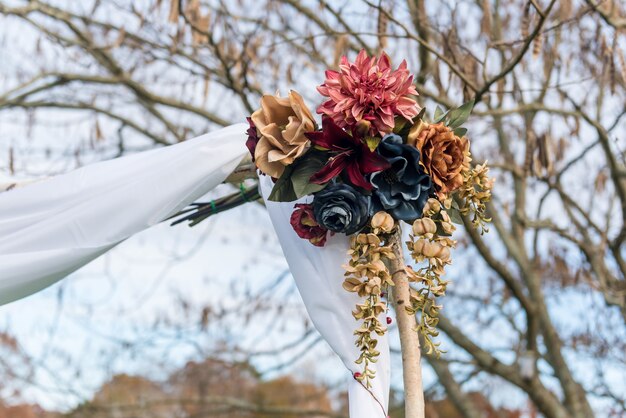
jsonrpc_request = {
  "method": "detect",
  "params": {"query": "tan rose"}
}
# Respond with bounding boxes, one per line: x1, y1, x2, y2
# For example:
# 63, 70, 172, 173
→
251, 90, 316, 178
409, 122, 470, 199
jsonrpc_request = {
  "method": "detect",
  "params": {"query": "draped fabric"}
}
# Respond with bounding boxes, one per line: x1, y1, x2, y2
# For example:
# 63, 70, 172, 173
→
260, 176, 390, 417
0, 124, 390, 417
0, 123, 249, 304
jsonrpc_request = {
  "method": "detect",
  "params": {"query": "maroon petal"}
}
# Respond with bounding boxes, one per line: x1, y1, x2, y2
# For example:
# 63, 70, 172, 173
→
245, 117, 259, 161
310, 153, 349, 184
345, 161, 374, 190
305, 130, 336, 150
306, 116, 355, 150
245, 137, 257, 161
358, 145, 391, 174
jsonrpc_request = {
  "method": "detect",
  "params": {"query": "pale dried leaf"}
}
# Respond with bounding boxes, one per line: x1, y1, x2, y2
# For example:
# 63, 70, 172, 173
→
480, 0, 492, 36
168, 0, 179, 22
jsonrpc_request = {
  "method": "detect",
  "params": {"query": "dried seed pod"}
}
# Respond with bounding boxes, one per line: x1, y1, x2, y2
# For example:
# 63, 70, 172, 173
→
532, 32, 543, 60
521, 1, 531, 38
371, 211, 395, 233
412, 217, 437, 236
423, 198, 442, 215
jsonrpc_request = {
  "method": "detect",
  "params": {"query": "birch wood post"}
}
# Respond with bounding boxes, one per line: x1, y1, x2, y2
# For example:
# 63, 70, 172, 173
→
389, 228, 425, 418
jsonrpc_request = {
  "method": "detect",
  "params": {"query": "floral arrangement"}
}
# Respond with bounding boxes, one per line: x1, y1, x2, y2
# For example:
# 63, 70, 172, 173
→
246, 50, 493, 387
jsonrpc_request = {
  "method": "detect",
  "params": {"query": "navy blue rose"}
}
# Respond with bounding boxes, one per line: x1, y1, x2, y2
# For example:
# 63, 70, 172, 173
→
370, 134, 432, 222
312, 183, 371, 235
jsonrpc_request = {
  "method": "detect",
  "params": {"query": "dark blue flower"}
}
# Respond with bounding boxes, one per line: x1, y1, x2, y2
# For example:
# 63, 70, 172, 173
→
312, 183, 371, 235
370, 134, 432, 222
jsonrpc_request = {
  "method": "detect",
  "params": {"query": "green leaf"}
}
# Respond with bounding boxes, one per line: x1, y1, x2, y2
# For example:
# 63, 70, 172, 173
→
453, 127, 468, 137
393, 117, 409, 134
268, 165, 297, 202
436, 223, 452, 237
290, 151, 329, 198
433, 106, 447, 123
401, 107, 426, 132
416, 107, 426, 121
447, 99, 475, 129
447, 207, 464, 225
397, 122, 414, 141
365, 136, 381, 152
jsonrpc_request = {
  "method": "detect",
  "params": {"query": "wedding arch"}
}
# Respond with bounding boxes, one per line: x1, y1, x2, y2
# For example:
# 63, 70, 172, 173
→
1, 1, 624, 417
0, 47, 497, 417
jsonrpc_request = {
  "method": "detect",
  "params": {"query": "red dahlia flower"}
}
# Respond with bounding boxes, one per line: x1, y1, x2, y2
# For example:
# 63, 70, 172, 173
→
317, 50, 421, 137
305, 117, 390, 190
290, 203, 329, 247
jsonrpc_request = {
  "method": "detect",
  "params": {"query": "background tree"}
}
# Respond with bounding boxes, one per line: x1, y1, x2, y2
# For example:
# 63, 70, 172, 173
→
0, 0, 625, 417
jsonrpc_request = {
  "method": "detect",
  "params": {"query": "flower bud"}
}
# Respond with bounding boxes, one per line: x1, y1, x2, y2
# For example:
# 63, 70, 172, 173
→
369, 260, 387, 273
407, 119, 428, 148
357, 234, 369, 245
354, 119, 372, 137
371, 211, 395, 232
412, 217, 437, 236
438, 246, 451, 262
412, 239, 427, 255
421, 241, 442, 258
439, 211, 456, 234
366, 233, 381, 245
441, 222, 455, 235
423, 198, 441, 215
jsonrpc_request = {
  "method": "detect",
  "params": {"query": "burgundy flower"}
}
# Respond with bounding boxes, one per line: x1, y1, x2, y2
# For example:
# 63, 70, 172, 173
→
290, 203, 329, 247
305, 117, 390, 190
245, 117, 259, 161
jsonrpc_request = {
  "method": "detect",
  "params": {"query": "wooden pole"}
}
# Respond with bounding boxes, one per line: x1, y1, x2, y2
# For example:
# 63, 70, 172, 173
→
389, 228, 425, 418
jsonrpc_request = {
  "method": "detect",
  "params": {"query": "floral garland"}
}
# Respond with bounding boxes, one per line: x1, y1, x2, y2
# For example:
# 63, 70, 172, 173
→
246, 50, 493, 387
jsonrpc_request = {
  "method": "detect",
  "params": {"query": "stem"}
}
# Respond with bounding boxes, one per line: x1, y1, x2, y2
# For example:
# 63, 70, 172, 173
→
389, 228, 425, 418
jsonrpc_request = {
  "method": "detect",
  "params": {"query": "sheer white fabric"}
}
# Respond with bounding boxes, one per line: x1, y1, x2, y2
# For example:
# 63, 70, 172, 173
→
0, 124, 390, 417
260, 176, 390, 417
0, 124, 249, 304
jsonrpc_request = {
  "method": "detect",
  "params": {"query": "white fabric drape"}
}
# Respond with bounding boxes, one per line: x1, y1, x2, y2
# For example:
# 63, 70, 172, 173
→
259, 176, 390, 417
0, 124, 390, 417
0, 124, 248, 305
